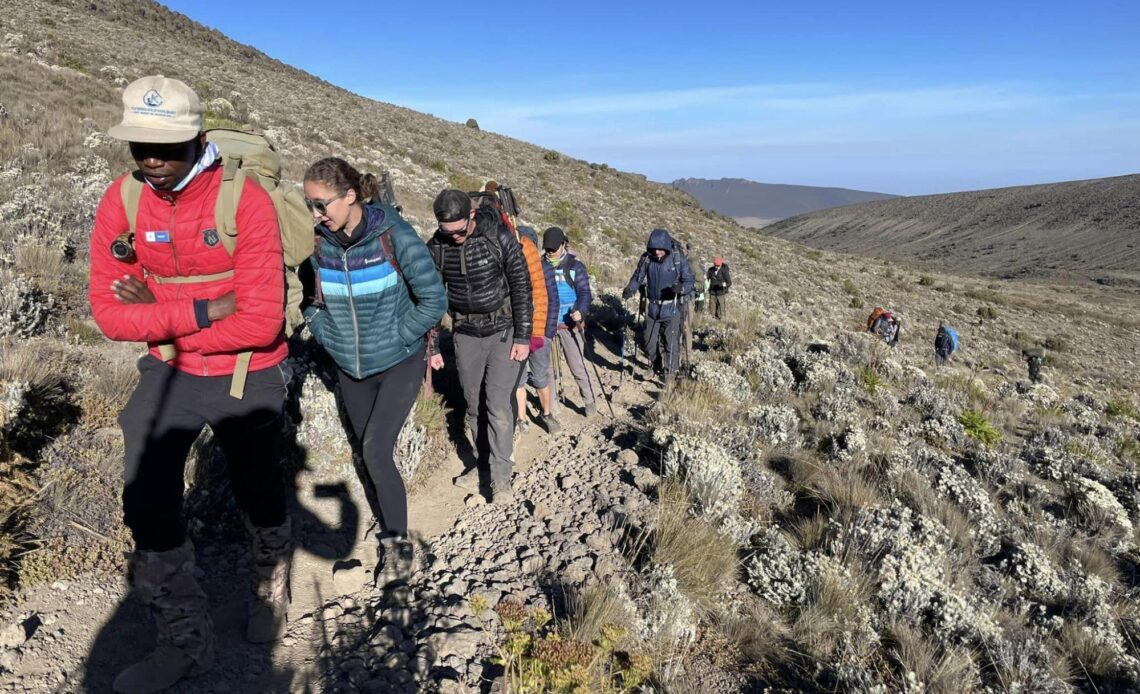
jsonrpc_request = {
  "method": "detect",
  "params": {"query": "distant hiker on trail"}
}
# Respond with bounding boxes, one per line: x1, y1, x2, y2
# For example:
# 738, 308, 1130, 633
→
934, 323, 959, 367
1023, 346, 1046, 384
868, 307, 901, 347
428, 189, 533, 504
89, 76, 292, 693
707, 256, 731, 320
300, 158, 447, 587
622, 228, 695, 383
543, 226, 598, 417
515, 225, 560, 436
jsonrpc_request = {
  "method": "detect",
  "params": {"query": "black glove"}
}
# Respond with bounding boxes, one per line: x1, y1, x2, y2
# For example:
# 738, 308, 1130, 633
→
621, 287, 634, 300
672, 281, 684, 295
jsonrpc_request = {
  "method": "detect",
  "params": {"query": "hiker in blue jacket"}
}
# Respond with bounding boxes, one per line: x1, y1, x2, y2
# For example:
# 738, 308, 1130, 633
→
621, 228, 695, 383
301, 157, 447, 587
543, 227, 597, 416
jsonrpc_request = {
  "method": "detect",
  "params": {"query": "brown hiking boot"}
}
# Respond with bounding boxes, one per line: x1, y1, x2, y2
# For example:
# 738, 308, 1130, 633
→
246, 518, 292, 643
113, 540, 214, 694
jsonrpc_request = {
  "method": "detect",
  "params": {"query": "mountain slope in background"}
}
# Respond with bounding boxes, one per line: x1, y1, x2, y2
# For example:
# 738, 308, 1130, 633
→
671, 177, 899, 226
762, 174, 1140, 285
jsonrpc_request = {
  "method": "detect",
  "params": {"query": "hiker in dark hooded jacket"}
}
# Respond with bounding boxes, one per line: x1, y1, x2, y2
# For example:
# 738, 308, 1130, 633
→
621, 228, 694, 382
427, 189, 533, 503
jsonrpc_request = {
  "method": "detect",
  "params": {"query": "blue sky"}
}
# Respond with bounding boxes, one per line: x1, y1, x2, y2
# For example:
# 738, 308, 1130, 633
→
163, 1, 1139, 195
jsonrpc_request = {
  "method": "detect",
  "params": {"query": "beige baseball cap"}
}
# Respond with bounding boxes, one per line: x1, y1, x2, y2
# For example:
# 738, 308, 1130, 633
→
107, 75, 203, 144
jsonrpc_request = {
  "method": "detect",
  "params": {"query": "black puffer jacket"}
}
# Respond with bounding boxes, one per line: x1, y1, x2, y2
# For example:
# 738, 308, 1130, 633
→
428, 207, 532, 343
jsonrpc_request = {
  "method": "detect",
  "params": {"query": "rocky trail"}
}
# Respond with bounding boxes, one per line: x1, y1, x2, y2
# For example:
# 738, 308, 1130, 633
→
0, 326, 666, 694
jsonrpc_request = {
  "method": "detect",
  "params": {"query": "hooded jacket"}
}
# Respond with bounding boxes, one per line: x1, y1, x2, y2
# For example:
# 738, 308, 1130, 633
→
426, 206, 533, 343
88, 166, 287, 376
624, 229, 695, 320
303, 204, 447, 379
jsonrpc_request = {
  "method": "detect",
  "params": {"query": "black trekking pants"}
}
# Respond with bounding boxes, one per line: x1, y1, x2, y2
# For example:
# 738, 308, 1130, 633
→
120, 355, 289, 552
337, 345, 426, 538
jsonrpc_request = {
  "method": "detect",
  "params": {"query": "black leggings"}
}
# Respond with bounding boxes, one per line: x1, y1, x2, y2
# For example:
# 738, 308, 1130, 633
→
120, 356, 289, 552
337, 346, 425, 537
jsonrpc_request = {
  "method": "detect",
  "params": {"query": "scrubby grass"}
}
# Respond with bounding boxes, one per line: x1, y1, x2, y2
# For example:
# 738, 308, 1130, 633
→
471, 597, 651, 694
652, 481, 738, 613
858, 366, 883, 394
885, 622, 977, 693
1106, 399, 1140, 422
959, 410, 1001, 446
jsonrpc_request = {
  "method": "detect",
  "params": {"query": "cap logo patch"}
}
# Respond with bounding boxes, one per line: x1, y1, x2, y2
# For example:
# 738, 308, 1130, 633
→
143, 89, 164, 108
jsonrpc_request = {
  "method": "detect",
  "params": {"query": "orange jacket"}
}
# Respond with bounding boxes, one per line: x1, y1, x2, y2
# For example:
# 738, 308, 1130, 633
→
517, 234, 548, 341
88, 166, 287, 376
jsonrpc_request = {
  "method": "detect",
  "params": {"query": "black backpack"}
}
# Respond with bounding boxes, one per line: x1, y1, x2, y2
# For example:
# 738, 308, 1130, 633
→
370, 170, 400, 212
935, 327, 951, 354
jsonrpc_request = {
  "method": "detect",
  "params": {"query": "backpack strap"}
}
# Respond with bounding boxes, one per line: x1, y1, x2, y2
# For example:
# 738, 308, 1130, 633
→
378, 228, 404, 282
120, 175, 143, 236
214, 156, 245, 257
121, 176, 178, 362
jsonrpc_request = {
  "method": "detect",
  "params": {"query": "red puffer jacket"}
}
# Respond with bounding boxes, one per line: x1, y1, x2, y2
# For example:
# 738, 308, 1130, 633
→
88, 164, 287, 376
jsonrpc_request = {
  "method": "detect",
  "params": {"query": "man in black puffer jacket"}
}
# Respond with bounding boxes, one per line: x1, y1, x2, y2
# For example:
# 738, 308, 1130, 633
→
428, 189, 533, 503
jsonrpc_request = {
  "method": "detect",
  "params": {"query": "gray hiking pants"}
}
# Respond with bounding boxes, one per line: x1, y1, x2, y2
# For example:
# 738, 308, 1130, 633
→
454, 329, 525, 487
555, 327, 595, 408
644, 314, 681, 375
712, 293, 728, 320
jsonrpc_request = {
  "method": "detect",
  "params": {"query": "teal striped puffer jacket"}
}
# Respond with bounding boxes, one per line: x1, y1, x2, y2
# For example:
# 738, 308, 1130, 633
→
303, 204, 447, 379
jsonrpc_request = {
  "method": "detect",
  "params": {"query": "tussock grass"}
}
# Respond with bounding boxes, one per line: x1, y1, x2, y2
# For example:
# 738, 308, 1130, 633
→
1060, 622, 1122, 686
568, 582, 638, 648
711, 599, 791, 677
652, 480, 738, 614
652, 377, 735, 435
800, 463, 881, 526
790, 562, 877, 671
885, 622, 978, 694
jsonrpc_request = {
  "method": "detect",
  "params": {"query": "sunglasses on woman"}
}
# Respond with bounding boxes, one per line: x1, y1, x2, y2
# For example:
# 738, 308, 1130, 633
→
304, 192, 346, 216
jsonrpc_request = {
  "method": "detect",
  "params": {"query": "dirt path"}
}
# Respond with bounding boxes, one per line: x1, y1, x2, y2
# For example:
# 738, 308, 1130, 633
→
0, 326, 655, 693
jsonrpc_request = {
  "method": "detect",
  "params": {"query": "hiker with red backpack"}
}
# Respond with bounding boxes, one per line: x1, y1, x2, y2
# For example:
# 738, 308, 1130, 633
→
300, 158, 447, 588
89, 76, 292, 693
867, 307, 901, 347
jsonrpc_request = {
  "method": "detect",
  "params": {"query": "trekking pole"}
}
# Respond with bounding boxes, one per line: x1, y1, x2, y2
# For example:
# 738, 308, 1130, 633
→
552, 332, 564, 406
576, 322, 617, 419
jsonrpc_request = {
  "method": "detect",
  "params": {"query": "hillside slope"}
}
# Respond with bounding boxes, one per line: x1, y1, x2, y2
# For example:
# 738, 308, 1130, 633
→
763, 174, 1140, 285
1, 1, 1139, 693
672, 177, 899, 225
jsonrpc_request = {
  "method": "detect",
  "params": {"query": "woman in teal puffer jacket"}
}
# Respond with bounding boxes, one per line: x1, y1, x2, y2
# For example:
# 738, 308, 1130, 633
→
301, 157, 446, 586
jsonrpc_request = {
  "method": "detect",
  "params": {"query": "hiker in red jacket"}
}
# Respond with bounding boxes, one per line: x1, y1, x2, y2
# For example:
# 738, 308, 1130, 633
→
88, 76, 291, 694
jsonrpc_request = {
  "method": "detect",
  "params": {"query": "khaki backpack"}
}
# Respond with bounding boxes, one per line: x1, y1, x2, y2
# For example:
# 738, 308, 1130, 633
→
120, 128, 314, 398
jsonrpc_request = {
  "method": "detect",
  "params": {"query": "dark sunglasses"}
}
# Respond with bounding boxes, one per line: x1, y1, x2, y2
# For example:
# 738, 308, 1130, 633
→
304, 192, 346, 216
437, 218, 471, 237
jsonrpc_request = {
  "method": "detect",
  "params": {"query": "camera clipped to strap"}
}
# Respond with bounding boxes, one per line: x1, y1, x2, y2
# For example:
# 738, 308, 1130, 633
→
111, 232, 136, 263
